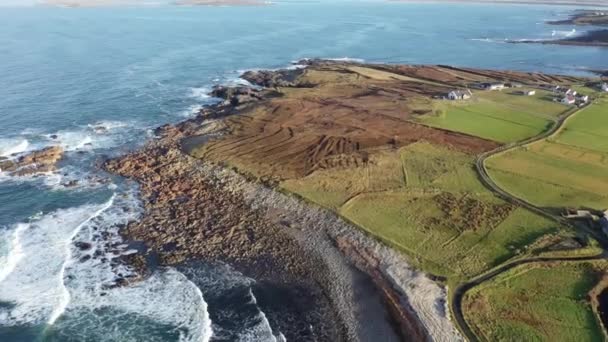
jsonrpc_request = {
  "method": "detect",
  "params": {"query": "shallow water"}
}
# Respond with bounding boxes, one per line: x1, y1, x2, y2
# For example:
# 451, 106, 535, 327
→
0, 1, 606, 341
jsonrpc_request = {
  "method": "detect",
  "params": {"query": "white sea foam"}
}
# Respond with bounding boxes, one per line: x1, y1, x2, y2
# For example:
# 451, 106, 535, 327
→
0, 192, 213, 341
0, 139, 29, 157
43, 120, 135, 152
552, 28, 577, 38
189, 87, 212, 100
0, 224, 29, 284
324, 57, 365, 63
179, 104, 204, 118
47, 195, 116, 325
244, 288, 279, 342
0, 203, 112, 326
87, 120, 130, 132
470, 38, 508, 43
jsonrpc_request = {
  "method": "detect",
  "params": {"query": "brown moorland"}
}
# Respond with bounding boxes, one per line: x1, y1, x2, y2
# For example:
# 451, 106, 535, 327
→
190, 60, 583, 180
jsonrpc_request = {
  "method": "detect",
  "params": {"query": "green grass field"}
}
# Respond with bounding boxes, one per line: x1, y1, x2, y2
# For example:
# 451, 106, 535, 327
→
486, 99, 608, 209
463, 262, 606, 342
282, 142, 568, 278
414, 90, 568, 143
554, 98, 608, 154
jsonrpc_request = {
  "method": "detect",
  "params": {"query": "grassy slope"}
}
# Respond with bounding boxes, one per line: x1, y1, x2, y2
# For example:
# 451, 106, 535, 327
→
554, 98, 608, 153
463, 262, 606, 342
282, 142, 564, 278
486, 98, 608, 209
415, 90, 567, 143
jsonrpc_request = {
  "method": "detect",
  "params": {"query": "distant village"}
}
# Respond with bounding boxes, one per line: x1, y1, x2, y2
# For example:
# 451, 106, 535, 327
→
442, 81, 608, 106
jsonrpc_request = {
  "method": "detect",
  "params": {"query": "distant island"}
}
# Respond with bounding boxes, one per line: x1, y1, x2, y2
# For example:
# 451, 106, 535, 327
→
41, 0, 270, 6
175, 0, 269, 5
392, 0, 608, 7
548, 10, 608, 26
509, 9, 608, 47
512, 29, 608, 47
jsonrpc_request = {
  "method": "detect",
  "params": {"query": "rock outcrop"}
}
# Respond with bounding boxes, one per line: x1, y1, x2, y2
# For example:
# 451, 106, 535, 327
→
0, 146, 64, 176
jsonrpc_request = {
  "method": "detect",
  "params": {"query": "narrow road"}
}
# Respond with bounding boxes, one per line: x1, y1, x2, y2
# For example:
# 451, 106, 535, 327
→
452, 252, 607, 341
451, 100, 608, 341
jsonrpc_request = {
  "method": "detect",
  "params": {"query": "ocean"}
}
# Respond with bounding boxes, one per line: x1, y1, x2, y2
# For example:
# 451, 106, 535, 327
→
0, 1, 606, 341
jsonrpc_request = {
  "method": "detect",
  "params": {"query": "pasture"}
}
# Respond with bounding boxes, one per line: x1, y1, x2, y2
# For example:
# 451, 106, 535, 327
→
486, 100, 608, 209
415, 89, 567, 143
283, 142, 566, 278
554, 98, 608, 154
463, 262, 605, 342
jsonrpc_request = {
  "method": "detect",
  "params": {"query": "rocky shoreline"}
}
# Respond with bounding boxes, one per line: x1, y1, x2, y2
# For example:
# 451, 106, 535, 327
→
547, 10, 608, 26
102, 62, 462, 341
509, 29, 608, 47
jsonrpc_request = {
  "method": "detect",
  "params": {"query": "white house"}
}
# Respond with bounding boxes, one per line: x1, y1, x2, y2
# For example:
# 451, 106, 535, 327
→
448, 89, 472, 100
565, 89, 577, 96
562, 95, 576, 105
602, 83, 608, 92
488, 82, 505, 91
523, 90, 536, 96
577, 95, 589, 103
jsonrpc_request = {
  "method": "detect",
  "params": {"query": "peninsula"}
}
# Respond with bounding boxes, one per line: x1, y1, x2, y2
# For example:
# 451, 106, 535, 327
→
548, 10, 608, 26
105, 59, 608, 341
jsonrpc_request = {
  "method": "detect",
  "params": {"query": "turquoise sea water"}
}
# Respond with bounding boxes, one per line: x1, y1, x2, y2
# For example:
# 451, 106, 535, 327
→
0, 2, 606, 341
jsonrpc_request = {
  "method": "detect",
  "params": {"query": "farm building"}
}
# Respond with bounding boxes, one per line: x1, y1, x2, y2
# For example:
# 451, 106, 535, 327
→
577, 95, 589, 103
602, 83, 608, 92
447, 89, 472, 100
486, 82, 505, 91
562, 95, 576, 105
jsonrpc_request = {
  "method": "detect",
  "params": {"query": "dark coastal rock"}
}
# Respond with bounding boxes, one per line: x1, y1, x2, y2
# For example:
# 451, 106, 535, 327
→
63, 180, 79, 187
241, 68, 307, 88
75, 241, 93, 251
510, 29, 608, 47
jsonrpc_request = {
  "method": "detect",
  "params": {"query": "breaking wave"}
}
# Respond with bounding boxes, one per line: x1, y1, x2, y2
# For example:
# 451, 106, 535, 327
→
324, 57, 365, 63
0, 139, 29, 157
189, 87, 212, 100
182, 263, 282, 342
45, 120, 135, 152
0, 191, 213, 342
179, 104, 204, 118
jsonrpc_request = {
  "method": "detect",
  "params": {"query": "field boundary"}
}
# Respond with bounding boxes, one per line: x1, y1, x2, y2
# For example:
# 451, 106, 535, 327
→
452, 98, 608, 341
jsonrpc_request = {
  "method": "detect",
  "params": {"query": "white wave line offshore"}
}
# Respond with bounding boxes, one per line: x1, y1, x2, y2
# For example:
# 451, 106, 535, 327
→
47, 194, 116, 326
